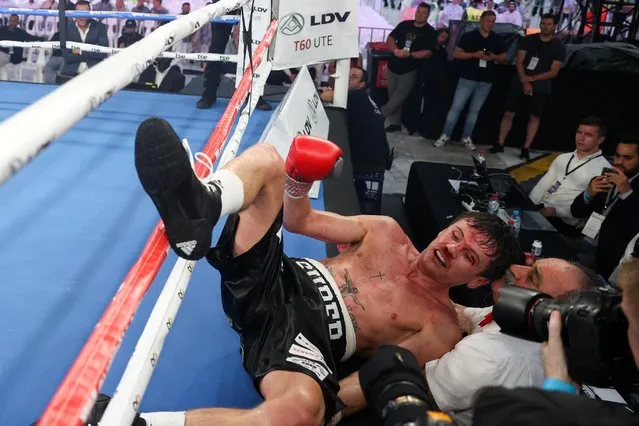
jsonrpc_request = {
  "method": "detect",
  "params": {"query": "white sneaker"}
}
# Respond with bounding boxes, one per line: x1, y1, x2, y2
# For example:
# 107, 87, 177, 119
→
434, 134, 449, 148
461, 137, 476, 151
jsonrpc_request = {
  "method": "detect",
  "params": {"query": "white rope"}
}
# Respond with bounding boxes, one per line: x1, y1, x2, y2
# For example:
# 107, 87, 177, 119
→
99, 58, 274, 426
0, 40, 238, 63
0, 0, 251, 187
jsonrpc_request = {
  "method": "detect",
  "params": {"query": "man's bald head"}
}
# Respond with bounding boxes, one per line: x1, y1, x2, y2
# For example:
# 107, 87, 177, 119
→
492, 258, 598, 300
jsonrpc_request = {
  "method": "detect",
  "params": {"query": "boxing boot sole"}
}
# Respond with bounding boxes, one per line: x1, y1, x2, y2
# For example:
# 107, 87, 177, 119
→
135, 117, 221, 261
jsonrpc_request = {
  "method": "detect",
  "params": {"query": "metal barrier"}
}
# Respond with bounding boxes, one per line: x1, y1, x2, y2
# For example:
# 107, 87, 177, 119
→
358, 26, 393, 45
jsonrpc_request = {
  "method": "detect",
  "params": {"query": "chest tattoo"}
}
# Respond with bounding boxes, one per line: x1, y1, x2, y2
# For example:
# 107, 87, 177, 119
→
340, 269, 366, 311
370, 271, 385, 280
347, 305, 361, 332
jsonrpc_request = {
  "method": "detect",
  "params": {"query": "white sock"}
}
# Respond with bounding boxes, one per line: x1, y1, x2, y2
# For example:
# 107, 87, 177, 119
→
139, 411, 186, 426
208, 169, 245, 216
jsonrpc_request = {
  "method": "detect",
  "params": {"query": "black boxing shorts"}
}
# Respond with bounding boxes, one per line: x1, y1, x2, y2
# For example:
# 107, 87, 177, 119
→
206, 210, 356, 423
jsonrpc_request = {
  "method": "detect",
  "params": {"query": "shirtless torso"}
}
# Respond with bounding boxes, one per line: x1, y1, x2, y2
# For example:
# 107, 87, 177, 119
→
320, 219, 462, 361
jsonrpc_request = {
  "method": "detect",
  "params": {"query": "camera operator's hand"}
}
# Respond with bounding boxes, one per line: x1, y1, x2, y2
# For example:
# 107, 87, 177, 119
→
541, 311, 575, 385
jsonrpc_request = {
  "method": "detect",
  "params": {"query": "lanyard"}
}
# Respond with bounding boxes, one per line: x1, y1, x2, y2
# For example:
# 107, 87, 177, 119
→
604, 189, 619, 212
564, 153, 603, 178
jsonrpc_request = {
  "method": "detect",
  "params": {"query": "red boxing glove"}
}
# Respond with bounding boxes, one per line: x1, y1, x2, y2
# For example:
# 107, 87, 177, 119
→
285, 135, 343, 198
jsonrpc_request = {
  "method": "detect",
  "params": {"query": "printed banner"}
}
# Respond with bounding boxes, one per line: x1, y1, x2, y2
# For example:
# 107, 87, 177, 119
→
271, 0, 359, 69
258, 66, 329, 159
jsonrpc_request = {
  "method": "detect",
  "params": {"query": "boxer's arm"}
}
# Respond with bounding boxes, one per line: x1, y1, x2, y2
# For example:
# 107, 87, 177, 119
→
337, 323, 460, 417
283, 135, 399, 244
284, 198, 395, 244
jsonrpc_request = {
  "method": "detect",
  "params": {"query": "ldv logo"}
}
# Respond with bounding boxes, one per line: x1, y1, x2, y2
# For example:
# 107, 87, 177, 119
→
310, 12, 351, 26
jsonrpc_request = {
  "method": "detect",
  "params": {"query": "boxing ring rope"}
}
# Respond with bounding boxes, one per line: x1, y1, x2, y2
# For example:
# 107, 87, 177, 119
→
0, 0, 251, 187
0, 40, 239, 63
101, 58, 274, 426
36, 19, 277, 425
1, 3, 270, 424
0, 7, 241, 24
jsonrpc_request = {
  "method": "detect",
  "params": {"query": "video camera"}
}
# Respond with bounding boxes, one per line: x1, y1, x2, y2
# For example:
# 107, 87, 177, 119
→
494, 285, 638, 388
359, 345, 454, 426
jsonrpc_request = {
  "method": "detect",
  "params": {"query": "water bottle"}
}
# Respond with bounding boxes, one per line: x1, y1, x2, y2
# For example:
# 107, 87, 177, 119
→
511, 210, 521, 236
488, 193, 500, 215
404, 39, 413, 51
532, 240, 543, 257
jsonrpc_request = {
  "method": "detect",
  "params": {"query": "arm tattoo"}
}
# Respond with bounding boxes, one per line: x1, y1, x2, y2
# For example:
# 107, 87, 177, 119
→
340, 269, 366, 311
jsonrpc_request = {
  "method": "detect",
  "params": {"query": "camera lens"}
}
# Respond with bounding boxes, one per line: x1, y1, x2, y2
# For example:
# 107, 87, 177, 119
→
359, 346, 431, 426
494, 286, 552, 342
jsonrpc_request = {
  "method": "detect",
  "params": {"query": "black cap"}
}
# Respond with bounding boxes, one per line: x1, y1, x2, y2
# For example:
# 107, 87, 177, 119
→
125, 19, 137, 28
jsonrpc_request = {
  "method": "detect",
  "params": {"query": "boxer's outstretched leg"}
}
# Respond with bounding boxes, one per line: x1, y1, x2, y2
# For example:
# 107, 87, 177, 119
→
183, 371, 324, 426
135, 117, 285, 260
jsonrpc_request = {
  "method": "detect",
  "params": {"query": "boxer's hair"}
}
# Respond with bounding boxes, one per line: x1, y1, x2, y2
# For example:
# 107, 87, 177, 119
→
451, 212, 522, 280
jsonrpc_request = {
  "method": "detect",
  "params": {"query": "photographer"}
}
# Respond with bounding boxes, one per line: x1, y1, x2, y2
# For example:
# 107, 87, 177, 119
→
471, 259, 639, 426
424, 259, 596, 426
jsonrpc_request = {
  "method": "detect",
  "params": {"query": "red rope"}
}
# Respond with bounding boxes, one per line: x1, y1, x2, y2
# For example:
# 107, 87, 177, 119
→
37, 19, 278, 426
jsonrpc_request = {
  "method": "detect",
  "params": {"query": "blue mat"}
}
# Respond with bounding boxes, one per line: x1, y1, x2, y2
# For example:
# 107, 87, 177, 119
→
0, 82, 327, 425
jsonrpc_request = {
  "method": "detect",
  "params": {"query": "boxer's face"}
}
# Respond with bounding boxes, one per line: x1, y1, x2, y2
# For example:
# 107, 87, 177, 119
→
492, 258, 582, 300
420, 219, 494, 287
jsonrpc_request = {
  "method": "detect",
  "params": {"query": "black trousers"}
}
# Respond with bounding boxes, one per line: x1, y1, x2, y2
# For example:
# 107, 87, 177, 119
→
202, 22, 233, 100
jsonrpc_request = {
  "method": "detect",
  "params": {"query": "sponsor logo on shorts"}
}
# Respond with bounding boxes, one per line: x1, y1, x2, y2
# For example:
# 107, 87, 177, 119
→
288, 342, 332, 374
295, 261, 344, 342
286, 356, 329, 381
294, 333, 324, 358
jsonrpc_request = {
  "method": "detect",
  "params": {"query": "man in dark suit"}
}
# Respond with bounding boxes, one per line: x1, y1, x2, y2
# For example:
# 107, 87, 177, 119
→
60, 0, 109, 78
571, 138, 639, 278
138, 58, 186, 93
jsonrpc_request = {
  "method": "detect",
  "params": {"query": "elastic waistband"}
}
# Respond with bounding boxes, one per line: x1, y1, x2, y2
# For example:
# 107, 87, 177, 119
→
304, 258, 356, 362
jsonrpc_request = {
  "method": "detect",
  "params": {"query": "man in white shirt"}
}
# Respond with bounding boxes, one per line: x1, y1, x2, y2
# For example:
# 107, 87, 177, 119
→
528, 116, 612, 232
496, 1, 522, 26
438, 0, 464, 27
426, 258, 597, 426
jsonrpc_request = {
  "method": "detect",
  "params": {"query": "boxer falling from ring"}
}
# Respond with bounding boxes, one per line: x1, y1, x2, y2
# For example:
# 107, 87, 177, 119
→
122, 117, 522, 426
